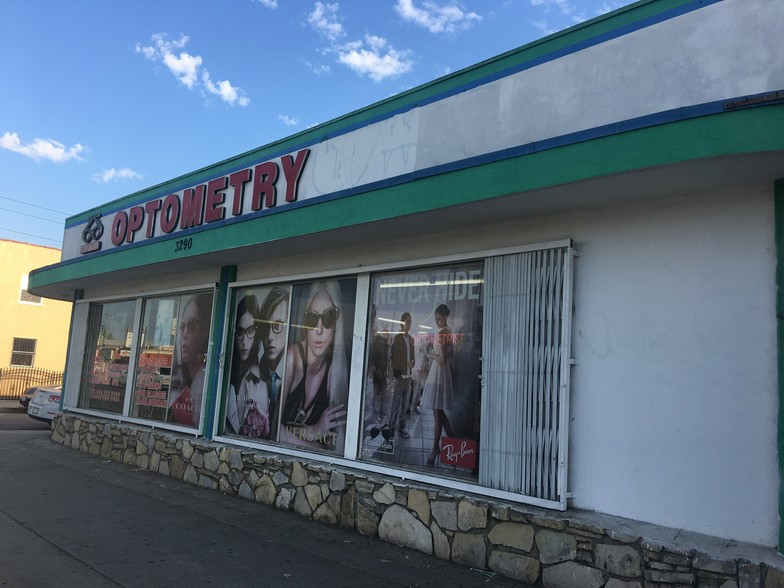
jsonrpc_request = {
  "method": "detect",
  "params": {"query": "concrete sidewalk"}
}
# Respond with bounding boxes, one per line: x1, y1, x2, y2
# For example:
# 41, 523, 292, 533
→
0, 426, 521, 587
0, 399, 26, 412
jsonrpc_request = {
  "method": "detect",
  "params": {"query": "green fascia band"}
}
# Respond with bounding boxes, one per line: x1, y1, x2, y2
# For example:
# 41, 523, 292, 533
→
30, 104, 784, 291
64, 0, 696, 225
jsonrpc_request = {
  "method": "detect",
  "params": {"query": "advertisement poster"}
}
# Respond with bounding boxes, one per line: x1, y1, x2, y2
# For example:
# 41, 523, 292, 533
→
223, 285, 291, 441
361, 263, 483, 479
167, 291, 214, 428
278, 279, 356, 454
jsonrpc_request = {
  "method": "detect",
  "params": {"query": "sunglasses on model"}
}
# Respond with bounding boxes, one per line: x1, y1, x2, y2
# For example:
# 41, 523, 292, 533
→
303, 306, 339, 329
179, 318, 202, 334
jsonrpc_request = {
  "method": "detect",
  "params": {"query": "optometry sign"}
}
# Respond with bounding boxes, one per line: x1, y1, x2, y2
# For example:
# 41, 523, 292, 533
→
74, 148, 310, 255
80, 214, 104, 254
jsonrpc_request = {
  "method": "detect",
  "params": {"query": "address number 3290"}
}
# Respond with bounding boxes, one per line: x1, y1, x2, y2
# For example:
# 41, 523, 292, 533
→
174, 238, 193, 253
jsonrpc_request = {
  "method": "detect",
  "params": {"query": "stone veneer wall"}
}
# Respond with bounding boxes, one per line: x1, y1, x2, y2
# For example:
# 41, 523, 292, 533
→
51, 413, 784, 587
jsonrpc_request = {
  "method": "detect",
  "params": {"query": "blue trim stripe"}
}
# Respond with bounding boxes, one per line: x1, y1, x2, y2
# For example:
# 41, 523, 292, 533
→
54, 91, 783, 270
65, 0, 720, 229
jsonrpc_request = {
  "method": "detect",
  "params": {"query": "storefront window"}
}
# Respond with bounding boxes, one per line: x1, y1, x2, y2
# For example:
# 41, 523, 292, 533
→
278, 279, 356, 454
223, 279, 358, 454
278, 279, 357, 453
80, 300, 136, 413
167, 292, 214, 429
223, 285, 291, 442
78, 290, 214, 427
360, 263, 483, 480
72, 246, 571, 503
130, 296, 179, 422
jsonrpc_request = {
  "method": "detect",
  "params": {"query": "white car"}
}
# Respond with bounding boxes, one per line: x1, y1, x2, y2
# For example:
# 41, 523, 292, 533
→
27, 385, 62, 423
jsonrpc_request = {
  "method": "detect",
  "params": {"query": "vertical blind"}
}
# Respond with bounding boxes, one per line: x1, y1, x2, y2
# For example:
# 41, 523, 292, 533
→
480, 245, 574, 508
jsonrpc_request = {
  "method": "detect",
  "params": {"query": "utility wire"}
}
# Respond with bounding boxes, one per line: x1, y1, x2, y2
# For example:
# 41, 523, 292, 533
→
0, 206, 63, 224
0, 226, 62, 244
0, 195, 71, 216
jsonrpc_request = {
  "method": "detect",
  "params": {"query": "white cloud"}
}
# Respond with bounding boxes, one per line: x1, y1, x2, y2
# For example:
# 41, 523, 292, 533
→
278, 114, 300, 126
529, 0, 594, 33
308, 2, 345, 41
336, 35, 413, 82
530, 0, 576, 16
254, 0, 278, 7
532, 20, 556, 35
92, 168, 142, 183
307, 3, 413, 82
304, 60, 332, 75
202, 72, 251, 106
596, 1, 626, 15
0, 132, 86, 163
137, 45, 157, 61
162, 49, 203, 89
394, 0, 481, 34
136, 34, 249, 106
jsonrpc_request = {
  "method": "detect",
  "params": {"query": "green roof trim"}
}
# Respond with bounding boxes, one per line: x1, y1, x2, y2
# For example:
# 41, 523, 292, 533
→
31, 104, 784, 291
65, 0, 707, 225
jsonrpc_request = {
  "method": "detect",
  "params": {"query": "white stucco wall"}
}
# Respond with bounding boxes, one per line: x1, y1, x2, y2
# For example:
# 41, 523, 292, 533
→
566, 186, 777, 546
485, 187, 775, 546
64, 302, 90, 409
68, 184, 778, 546
239, 185, 778, 546
81, 267, 220, 301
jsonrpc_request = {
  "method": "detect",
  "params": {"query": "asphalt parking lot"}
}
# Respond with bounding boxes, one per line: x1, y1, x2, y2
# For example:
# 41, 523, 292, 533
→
0, 407, 522, 587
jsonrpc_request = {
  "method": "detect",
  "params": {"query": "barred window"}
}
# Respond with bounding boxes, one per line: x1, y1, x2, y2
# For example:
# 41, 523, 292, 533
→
11, 338, 36, 366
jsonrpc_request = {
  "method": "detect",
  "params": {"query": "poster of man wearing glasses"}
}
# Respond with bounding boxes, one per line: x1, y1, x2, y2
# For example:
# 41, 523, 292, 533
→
223, 279, 356, 451
224, 285, 291, 441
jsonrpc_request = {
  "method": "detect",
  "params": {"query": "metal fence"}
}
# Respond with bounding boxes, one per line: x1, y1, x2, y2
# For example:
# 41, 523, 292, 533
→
0, 366, 64, 400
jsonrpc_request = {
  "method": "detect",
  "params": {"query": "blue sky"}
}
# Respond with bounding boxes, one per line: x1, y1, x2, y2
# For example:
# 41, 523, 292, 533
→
0, 0, 631, 248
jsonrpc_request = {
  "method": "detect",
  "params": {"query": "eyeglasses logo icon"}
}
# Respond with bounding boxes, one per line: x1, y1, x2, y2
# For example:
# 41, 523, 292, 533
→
80, 215, 104, 254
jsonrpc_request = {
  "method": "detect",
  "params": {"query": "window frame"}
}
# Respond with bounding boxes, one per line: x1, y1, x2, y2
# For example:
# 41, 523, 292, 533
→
63, 240, 575, 509
68, 284, 218, 435
357, 261, 486, 480
10, 337, 37, 366
213, 239, 575, 509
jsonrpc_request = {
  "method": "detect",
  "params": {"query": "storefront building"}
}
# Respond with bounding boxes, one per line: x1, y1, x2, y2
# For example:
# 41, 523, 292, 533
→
30, 0, 784, 583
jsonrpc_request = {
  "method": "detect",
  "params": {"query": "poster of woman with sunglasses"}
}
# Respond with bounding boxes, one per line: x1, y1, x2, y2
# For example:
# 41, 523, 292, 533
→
279, 279, 356, 453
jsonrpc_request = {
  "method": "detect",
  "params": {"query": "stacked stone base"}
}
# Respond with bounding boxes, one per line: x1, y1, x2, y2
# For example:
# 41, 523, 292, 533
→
51, 413, 784, 587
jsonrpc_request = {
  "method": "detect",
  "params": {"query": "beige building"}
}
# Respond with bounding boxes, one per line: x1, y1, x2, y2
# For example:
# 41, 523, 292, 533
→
0, 239, 71, 373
